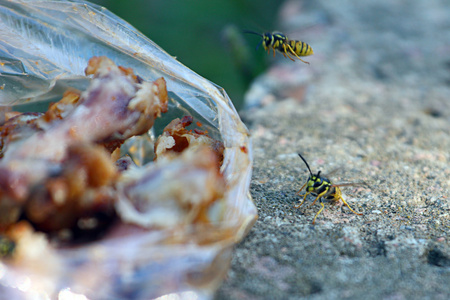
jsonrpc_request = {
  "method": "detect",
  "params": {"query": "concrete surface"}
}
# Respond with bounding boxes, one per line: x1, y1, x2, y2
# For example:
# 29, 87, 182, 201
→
216, 0, 450, 299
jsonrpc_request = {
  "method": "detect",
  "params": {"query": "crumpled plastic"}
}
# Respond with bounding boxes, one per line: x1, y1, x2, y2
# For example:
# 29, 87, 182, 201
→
0, 0, 256, 299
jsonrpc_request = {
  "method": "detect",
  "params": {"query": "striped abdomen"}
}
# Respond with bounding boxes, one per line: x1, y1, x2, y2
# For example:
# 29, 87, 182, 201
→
283, 40, 314, 57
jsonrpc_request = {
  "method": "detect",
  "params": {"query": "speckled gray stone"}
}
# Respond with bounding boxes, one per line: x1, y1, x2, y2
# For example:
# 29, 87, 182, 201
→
216, 0, 450, 299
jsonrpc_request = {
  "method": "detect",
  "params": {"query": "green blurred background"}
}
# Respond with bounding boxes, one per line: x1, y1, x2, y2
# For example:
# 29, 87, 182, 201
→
90, 0, 283, 110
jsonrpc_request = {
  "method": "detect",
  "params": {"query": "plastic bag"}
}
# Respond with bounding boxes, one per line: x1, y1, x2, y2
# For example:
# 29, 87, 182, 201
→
0, 0, 256, 299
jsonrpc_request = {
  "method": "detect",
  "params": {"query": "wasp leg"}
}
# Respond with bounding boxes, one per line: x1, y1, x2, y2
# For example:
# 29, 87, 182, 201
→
312, 200, 325, 225
294, 191, 310, 208
267, 47, 277, 58
285, 52, 296, 62
338, 194, 363, 216
296, 182, 307, 195
310, 190, 327, 207
286, 44, 310, 64
282, 45, 296, 62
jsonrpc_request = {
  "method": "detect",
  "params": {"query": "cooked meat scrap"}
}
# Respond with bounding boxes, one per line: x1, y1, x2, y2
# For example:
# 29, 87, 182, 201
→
0, 112, 43, 157
40, 90, 82, 124
115, 155, 137, 172
24, 144, 117, 233
0, 91, 81, 158
85, 57, 168, 144
154, 116, 225, 166
0, 56, 168, 202
116, 146, 226, 228
2, 221, 62, 276
0, 57, 169, 229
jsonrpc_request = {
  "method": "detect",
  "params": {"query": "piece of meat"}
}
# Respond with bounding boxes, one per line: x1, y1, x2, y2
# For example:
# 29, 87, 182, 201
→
154, 116, 225, 167
2, 221, 62, 279
115, 155, 137, 172
0, 56, 168, 228
0, 91, 81, 158
41, 90, 82, 124
0, 112, 43, 158
116, 146, 226, 228
24, 144, 117, 234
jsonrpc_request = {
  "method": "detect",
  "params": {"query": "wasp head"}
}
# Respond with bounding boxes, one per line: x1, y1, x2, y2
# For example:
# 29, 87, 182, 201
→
298, 153, 325, 186
309, 171, 325, 187
261, 32, 272, 49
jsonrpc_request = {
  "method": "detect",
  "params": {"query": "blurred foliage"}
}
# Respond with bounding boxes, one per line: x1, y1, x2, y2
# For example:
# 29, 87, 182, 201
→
90, 0, 283, 110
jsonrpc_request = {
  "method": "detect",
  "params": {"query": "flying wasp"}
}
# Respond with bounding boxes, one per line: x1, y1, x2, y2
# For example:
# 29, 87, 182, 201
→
295, 153, 364, 224
244, 31, 314, 64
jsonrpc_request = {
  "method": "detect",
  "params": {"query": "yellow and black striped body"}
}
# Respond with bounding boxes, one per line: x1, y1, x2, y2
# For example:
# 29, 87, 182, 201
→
279, 39, 313, 59
295, 153, 362, 224
259, 31, 313, 64
305, 173, 333, 198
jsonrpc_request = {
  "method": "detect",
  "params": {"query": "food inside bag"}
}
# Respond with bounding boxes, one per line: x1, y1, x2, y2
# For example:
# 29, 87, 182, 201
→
0, 1, 255, 299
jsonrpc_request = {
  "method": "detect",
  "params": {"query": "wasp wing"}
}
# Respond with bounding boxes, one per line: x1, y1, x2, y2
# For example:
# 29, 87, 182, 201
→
331, 181, 371, 189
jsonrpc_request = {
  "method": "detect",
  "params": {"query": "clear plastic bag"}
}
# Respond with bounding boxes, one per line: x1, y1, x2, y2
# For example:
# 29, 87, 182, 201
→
0, 1, 256, 299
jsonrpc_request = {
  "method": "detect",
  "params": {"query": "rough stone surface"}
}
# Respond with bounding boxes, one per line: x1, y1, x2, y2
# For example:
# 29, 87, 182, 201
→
216, 0, 450, 299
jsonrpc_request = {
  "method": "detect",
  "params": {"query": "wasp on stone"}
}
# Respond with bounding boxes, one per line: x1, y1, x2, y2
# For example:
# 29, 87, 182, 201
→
295, 153, 364, 224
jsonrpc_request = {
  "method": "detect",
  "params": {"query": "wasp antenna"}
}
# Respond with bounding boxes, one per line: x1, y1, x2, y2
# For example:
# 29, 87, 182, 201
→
298, 153, 313, 176
243, 30, 263, 37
